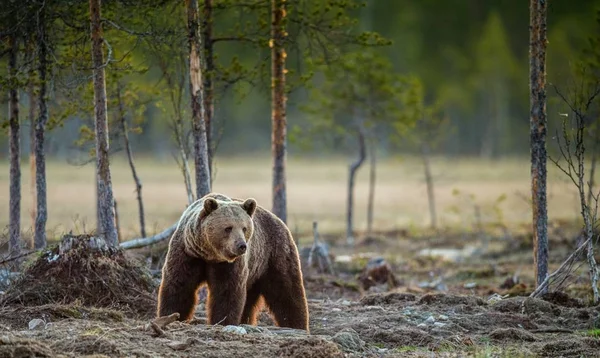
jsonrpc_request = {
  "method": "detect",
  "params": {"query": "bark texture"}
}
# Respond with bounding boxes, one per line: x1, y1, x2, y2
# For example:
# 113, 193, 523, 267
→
422, 143, 437, 229
117, 83, 146, 238
34, 8, 49, 250
271, 0, 288, 224
187, 0, 211, 198
530, 0, 549, 289
90, 0, 118, 246
346, 126, 366, 245
27, 40, 37, 242
202, 0, 215, 175
8, 35, 21, 257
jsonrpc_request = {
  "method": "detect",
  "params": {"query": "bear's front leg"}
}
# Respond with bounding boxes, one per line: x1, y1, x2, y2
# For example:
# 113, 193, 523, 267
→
206, 262, 247, 326
157, 245, 207, 321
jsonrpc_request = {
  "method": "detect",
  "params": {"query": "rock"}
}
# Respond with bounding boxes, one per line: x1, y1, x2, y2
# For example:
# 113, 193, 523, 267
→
438, 314, 449, 321
222, 325, 247, 335
332, 328, 365, 352
341, 300, 351, 306
28, 319, 45, 330
464, 282, 477, 289
425, 316, 436, 324
332, 308, 341, 312
167, 338, 197, 351
433, 322, 446, 328
240, 325, 271, 334
417, 323, 427, 328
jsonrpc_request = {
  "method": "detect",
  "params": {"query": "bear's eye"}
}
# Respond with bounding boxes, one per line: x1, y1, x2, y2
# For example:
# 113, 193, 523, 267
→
225, 226, 233, 234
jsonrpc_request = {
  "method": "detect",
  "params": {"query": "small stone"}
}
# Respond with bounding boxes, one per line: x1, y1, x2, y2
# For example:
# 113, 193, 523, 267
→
167, 338, 196, 351
341, 300, 351, 306
333, 328, 365, 352
222, 325, 247, 335
332, 308, 341, 312
438, 314, 449, 321
425, 316, 436, 324
417, 323, 427, 328
433, 322, 446, 328
464, 282, 477, 289
28, 319, 45, 330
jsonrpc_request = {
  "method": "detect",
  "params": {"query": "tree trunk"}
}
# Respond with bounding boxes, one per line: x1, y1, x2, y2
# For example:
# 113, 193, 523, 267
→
347, 126, 366, 246
271, 0, 288, 224
8, 34, 21, 258
117, 83, 146, 238
202, 0, 215, 179
186, 0, 211, 198
422, 142, 437, 229
27, 40, 37, 245
90, 0, 118, 246
587, 124, 599, 207
530, 0, 549, 290
34, 8, 49, 250
366, 137, 376, 236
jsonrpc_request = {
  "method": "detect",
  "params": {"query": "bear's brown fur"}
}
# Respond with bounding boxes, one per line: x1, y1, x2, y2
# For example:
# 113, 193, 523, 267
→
157, 193, 309, 331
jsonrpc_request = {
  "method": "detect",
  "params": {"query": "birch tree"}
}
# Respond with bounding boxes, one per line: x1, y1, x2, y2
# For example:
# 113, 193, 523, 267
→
90, 0, 118, 246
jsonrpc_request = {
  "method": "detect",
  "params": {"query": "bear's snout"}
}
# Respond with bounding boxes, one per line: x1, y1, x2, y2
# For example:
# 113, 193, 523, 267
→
235, 241, 247, 255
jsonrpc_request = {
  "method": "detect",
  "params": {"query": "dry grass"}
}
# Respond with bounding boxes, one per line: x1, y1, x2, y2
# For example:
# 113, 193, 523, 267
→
0, 154, 587, 244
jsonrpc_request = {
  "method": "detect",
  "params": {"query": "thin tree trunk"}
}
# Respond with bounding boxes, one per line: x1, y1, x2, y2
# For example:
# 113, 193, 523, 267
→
202, 0, 215, 179
271, 0, 288, 224
186, 0, 211, 198
90, 0, 118, 246
117, 83, 146, 238
27, 40, 37, 244
8, 35, 21, 258
587, 124, 599, 206
366, 137, 376, 236
422, 142, 437, 229
530, 0, 549, 290
34, 8, 49, 250
347, 126, 366, 246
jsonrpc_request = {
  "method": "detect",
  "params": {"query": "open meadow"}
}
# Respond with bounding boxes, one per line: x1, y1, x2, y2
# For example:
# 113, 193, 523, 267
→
0, 154, 587, 243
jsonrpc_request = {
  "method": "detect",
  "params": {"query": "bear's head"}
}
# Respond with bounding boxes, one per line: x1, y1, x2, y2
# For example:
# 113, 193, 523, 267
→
182, 197, 257, 263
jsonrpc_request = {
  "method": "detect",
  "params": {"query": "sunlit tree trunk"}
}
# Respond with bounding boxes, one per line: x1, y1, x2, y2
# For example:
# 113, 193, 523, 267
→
530, 0, 548, 290
202, 0, 215, 179
347, 125, 366, 246
271, 0, 287, 223
34, 7, 49, 250
187, 0, 211, 198
8, 34, 21, 258
90, 0, 118, 246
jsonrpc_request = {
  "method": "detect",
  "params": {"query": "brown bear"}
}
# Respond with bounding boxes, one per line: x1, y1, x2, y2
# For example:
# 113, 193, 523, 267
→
157, 193, 309, 332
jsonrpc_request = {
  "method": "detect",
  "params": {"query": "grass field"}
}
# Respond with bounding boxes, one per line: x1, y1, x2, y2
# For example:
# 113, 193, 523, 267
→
0, 154, 589, 243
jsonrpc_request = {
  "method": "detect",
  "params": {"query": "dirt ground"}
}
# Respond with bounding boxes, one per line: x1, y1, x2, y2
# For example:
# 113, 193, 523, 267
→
1, 226, 600, 358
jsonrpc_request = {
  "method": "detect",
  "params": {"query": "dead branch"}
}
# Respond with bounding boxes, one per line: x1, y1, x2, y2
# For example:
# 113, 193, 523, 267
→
0, 250, 38, 265
119, 223, 177, 250
530, 237, 591, 298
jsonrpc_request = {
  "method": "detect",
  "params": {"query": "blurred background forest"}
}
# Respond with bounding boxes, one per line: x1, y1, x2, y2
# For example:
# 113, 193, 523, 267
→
0, 0, 598, 158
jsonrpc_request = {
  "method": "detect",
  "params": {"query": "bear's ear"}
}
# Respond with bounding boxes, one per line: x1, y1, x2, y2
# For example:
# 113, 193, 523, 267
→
203, 198, 219, 217
242, 198, 257, 217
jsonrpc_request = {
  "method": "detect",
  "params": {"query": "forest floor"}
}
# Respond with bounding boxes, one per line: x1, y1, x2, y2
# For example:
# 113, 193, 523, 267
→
1, 223, 599, 358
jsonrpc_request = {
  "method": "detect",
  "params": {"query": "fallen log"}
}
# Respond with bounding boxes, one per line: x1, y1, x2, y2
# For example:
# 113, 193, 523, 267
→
119, 223, 178, 250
